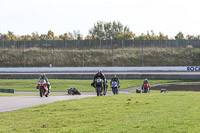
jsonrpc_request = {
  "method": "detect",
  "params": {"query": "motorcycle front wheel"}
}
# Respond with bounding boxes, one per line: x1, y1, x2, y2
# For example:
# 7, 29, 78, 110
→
96, 87, 100, 96
40, 87, 44, 97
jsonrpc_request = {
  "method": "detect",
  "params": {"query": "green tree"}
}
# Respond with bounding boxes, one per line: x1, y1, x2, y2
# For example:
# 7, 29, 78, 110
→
19, 35, 32, 40
89, 21, 132, 40
47, 30, 55, 40
40, 34, 49, 40
7, 31, 16, 41
73, 30, 83, 40
59, 33, 74, 40
31, 32, 40, 40
186, 35, 200, 40
115, 32, 134, 40
175, 32, 184, 40
84, 35, 93, 40
134, 30, 168, 40
135, 33, 146, 40
159, 32, 168, 40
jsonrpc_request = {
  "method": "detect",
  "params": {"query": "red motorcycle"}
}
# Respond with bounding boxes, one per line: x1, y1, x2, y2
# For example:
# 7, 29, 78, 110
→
142, 84, 150, 93
38, 79, 49, 97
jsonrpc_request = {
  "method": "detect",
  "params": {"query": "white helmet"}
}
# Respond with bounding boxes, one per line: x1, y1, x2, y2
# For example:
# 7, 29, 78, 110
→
98, 70, 102, 74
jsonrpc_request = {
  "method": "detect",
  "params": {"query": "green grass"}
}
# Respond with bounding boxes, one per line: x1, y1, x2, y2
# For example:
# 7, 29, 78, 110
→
1, 91, 200, 132
0, 93, 21, 96
0, 79, 193, 92
1, 47, 200, 67
0, 93, 39, 96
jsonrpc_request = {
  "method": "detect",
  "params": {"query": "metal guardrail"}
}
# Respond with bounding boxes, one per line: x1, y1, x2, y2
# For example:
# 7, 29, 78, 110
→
0, 67, 190, 72
0, 89, 15, 93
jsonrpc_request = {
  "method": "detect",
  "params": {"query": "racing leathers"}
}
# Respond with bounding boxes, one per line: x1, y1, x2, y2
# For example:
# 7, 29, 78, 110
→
38, 77, 51, 92
93, 73, 107, 89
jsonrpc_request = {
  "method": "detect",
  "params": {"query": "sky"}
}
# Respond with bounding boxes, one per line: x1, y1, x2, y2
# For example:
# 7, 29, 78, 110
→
0, 0, 200, 38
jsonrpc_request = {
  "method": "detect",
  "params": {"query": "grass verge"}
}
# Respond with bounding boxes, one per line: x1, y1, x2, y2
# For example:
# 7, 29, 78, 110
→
0, 91, 200, 132
0, 79, 196, 92
1, 47, 199, 67
0, 92, 39, 96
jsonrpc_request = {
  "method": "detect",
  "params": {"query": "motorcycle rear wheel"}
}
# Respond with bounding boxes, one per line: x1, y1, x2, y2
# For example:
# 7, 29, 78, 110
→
40, 87, 44, 97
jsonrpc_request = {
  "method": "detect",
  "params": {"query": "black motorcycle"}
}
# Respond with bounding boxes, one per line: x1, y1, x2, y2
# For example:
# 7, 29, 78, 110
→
94, 78, 107, 96
67, 88, 81, 95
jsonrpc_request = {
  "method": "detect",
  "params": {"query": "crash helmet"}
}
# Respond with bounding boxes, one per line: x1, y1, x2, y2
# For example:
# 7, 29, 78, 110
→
144, 78, 148, 81
41, 73, 46, 79
97, 69, 102, 75
113, 74, 117, 78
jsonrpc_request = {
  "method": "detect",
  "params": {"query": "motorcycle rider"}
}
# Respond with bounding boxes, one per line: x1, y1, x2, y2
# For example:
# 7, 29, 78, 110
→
141, 78, 150, 90
92, 70, 107, 89
110, 75, 120, 86
38, 73, 51, 93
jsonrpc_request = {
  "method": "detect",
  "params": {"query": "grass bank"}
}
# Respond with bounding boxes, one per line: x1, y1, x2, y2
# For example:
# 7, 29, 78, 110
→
0, 93, 22, 96
0, 79, 192, 92
0, 47, 200, 67
0, 91, 200, 132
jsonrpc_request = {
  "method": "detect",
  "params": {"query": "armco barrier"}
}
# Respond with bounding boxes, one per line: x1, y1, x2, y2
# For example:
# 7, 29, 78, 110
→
0, 66, 200, 80
0, 66, 199, 73
0, 67, 190, 72
0, 89, 15, 93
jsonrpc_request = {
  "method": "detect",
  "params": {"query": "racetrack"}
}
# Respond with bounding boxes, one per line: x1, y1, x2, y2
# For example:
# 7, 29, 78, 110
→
1, 82, 200, 113
0, 95, 96, 113
0, 91, 131, 113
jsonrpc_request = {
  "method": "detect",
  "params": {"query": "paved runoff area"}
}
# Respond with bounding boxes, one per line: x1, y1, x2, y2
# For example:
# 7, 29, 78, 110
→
0, 91, 132, 113
0, 95, 95, 113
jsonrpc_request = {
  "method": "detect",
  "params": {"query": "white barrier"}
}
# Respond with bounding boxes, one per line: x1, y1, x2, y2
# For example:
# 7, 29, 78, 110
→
0, 66, 198, 72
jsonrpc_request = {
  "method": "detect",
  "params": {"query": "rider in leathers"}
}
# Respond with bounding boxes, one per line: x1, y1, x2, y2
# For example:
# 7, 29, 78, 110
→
110, 75, 120, 85
92, 70, 107, 89
37, 73, 51, 93
141, 78, 150, 90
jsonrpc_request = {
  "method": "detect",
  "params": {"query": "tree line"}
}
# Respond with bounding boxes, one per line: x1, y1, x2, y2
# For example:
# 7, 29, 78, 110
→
0, 21, 199, 41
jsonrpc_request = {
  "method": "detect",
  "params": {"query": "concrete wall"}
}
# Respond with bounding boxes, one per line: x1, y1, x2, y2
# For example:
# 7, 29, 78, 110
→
0, 67, 199, 79
0, 73, 200, 80
0, 66, 193, 72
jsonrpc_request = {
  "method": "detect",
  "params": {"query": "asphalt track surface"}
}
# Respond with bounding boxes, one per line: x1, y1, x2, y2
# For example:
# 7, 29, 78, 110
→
0, 90, 131, 113
1, 82, 200, 113
0, 95, 96, 113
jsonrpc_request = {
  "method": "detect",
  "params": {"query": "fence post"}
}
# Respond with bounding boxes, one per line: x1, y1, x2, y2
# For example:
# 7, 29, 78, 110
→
141, 41, 144, 66
176, 39, 179, 47
53, 48, 55, 67
111, 39, 114, 67
100, 39, 102, 49
13, 40, 15, 48
2, 38, 4, 48
171, 43, 173, 66
88, 40, 91, 50
82, 48, 85, 67
64, 39, 66, 48
23, 40, 26, 67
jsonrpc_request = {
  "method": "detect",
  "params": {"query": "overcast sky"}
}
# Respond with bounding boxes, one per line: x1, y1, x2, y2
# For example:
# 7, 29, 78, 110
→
0, 0, 200, 38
